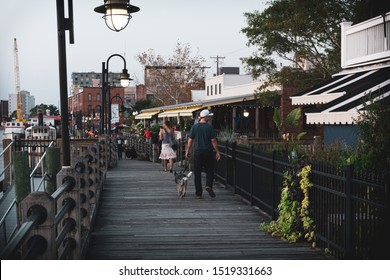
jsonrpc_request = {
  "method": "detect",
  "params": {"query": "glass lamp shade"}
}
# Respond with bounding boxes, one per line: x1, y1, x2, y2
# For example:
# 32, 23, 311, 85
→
243, 109, 250, 117
120, 69, 131, 87
95, 1, 140, 32
104, 8, 130, 32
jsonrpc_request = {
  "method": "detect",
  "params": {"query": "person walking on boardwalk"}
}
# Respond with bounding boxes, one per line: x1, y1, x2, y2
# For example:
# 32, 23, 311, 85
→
159, 121, 176, 172
117, 134, 123, 160
185, 109, 220, 199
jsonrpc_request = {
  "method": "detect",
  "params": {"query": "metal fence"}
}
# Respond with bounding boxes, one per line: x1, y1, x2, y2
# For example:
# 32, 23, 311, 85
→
215, 141, 389, 260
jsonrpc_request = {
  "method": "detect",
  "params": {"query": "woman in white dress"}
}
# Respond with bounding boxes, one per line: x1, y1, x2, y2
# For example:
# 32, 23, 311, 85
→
159, 121, 176, 172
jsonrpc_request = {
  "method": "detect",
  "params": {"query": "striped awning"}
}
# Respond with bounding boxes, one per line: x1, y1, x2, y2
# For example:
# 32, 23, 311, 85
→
134, 110, 160, 119
291, 66, 390, 124
158, 106, 204, 118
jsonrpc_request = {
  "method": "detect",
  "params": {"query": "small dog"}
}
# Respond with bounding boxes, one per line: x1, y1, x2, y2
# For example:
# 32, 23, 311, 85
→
174, 171, 192, 198
125, 146, 137, 159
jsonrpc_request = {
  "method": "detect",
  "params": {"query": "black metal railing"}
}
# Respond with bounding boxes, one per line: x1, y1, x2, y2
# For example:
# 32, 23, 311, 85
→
215, 142, 389, 260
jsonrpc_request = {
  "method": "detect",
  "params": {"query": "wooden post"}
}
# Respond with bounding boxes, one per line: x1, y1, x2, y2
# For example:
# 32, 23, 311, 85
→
56, 138, 63, 165
14, 151, 31, 225
87, 145, 101, 226
21, 192, 56, 259
56, 166, 81, 259
1, 138, 13, 191
99, 137, 108, 180
71, 156, 91, 231
45, 147, 61, 195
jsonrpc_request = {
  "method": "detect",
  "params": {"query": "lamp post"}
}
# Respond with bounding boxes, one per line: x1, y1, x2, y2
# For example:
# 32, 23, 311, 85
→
56, 0, 74, 166
56, 0, 137, 166
94, 0, 140, 32
100, 54, 131, 135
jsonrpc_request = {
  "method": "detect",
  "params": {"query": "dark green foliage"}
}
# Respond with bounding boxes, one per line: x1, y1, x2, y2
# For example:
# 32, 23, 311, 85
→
29, 104, 60, 116
354, 94, 390, 171
241, 0, 373, 90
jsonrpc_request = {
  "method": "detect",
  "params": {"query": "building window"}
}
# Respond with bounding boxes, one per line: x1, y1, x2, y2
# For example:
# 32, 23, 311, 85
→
215, 84, 217, 95
88, 93, 92, 101
97, 93, 100, 101
219, 83, 222, 94
211, 85, 213, 95
207, 86, 209, 96
88, 105, 92, 114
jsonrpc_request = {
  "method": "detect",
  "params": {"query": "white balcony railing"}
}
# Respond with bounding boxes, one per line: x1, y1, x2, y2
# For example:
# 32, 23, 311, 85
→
341, 12, 390, 68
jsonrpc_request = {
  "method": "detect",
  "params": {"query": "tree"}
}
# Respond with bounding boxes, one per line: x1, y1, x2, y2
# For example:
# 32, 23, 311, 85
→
29, 104, 59, 117
136, 42, 206, 106
133, 99, 152, 114
241, 0, 368, 91
354, 94, 390, 171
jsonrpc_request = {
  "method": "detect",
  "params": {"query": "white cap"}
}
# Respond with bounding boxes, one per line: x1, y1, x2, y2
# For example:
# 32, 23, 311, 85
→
199, 109, 213, 118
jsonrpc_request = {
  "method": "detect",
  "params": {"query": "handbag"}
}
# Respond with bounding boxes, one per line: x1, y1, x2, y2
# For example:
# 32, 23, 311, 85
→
164, 128, 178, 151
170, 138, 179, 151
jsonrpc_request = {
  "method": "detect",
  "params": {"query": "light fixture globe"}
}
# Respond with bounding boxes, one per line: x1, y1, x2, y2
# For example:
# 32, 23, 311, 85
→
94, 0, 140, 32
119, 69, 131, 87
243, 109, 250, 117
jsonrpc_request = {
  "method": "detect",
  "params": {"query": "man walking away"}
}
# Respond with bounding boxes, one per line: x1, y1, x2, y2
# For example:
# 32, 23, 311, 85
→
186, 109, 221, 199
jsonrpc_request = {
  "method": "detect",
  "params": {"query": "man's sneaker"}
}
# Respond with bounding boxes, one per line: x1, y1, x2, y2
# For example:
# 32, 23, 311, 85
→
205, 186, 216, 198
195, 195, 203, 199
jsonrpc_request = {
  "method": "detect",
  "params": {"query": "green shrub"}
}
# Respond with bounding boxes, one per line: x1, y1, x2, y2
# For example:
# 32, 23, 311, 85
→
260, 161, 315, 246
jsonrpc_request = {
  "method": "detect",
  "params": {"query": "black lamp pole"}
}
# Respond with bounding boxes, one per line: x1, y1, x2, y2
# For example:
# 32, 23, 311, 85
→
56, 0, 74, 166
100, 62, 106, 134
100, 54, 130, 136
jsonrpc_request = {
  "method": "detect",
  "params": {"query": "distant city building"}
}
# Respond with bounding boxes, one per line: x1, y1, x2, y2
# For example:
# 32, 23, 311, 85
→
0, 100, 9, 122
69, 72, 150, 127
8, 90, 35, 118
71, 72, 124, 88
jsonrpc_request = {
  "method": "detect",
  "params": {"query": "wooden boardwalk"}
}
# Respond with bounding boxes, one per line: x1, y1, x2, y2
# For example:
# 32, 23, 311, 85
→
86, 158, 328, 260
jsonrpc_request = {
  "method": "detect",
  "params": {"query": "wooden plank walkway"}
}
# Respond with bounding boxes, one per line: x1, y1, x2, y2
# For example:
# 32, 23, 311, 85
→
86, 158, 328, 260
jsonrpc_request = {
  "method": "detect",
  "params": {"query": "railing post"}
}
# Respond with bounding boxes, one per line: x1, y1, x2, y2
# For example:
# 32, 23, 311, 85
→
232, 141, 237, 193
383, 172, 390, 258
345, 164, 354, 259
72, 157, 91, 231
21, 192, 56, 259
99, 137, 108, 176
250, 145, 254, 205
225, 141, 228, 187
87, 144, 101, 225
56, 166, 81, 259
45, 147, 61, 195
14, 151, 31, 225
272, 150, 277, 220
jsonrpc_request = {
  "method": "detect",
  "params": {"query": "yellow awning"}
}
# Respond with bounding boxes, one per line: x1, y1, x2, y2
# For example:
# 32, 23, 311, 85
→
158, 106, 204, 118
134, 110, 160, 119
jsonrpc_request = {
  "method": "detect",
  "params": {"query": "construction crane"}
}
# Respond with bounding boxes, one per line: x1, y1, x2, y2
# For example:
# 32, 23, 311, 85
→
14, 38, 26, 123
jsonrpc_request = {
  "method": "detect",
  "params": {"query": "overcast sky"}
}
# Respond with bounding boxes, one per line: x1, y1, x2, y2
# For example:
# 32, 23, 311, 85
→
0, 0, 268, 107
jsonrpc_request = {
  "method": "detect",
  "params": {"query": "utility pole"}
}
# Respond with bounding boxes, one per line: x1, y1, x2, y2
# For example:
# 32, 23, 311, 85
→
210, 55, 225, 75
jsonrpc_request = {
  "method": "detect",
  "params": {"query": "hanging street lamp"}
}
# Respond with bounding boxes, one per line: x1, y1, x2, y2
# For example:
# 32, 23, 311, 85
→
94, 0, 140, 32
